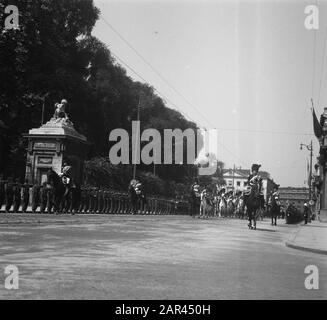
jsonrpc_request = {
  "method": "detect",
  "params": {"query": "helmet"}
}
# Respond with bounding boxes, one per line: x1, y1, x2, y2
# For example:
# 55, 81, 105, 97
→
251, 164, 261, 172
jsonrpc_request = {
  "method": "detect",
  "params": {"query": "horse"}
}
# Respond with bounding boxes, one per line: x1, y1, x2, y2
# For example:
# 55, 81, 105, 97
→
47, 169, 79, 214
269, 194, 280, 226
244, 182, 262, 230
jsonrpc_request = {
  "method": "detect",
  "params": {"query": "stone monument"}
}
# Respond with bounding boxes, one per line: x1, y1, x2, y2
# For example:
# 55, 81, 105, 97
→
24, 99, 88, 185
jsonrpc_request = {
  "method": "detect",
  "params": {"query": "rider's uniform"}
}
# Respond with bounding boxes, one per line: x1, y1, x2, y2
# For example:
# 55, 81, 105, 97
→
244, 173, 263, 196
60, 165, 72, 186
272, 190, 280, 205
243, 173, 265, 208
190, 183, 201, 217
191, 183, 201, 199
134, 182, 143, 196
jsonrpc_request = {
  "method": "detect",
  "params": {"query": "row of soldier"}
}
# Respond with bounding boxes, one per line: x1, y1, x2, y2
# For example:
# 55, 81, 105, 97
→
0, 175, 188, 215
0, 175, 31, 213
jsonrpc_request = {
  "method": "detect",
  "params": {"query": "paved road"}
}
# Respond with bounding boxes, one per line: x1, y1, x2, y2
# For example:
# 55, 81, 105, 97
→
0, 214, 326, 299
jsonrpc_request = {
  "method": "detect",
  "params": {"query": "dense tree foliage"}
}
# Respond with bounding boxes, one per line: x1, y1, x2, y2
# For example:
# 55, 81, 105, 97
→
0, 0, 224, 196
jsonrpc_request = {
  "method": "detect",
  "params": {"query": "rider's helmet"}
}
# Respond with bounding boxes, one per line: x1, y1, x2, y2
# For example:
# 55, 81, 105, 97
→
273, 184, 280, 191
251, 164, 261, 174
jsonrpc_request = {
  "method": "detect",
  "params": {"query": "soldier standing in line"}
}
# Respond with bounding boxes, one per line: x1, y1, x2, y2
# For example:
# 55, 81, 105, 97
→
5, 177, 14, 213
31, 183, 40, 213
190, 178, 201, 218
304, 202, 310, 224
21, 179, 31, 213
13, 178, 22, 213
39, 182, 48, 213
0, 174, 5, 212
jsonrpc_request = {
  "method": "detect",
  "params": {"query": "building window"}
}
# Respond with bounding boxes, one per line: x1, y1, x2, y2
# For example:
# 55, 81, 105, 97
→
228, 180, 232, 186
237, 181, 240, 187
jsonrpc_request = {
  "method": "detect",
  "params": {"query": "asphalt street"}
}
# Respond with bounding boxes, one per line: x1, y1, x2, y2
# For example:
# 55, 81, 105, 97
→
0, 214, 326, 299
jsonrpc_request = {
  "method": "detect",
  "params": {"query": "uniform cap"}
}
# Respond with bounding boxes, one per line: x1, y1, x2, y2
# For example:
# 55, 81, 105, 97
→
251, 164, 261, 171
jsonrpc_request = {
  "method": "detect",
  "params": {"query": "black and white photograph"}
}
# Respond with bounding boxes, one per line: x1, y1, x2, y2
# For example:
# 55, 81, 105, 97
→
0, 0, 326, 305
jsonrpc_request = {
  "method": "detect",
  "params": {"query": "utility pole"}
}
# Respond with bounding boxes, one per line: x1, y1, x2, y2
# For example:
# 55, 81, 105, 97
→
300, 141, 313, 220
133, 96, 141, 180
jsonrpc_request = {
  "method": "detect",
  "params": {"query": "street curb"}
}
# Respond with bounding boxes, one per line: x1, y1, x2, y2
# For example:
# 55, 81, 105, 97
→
285, 241, 327, 255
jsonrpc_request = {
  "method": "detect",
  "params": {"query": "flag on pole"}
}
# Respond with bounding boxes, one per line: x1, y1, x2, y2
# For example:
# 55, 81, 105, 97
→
312, 107, 323, 138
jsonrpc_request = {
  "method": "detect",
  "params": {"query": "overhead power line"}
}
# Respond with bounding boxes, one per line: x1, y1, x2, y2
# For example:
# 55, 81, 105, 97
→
109, 49, 247, 166
100, 15, 214, 128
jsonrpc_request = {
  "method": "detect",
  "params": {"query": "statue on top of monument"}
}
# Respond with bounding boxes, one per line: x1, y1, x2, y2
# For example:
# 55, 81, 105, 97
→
50, 99, 73, 126
54, 99, 68, 119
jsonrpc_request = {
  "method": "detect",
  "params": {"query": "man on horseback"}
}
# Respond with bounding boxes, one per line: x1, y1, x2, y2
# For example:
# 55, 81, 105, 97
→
58, 161, 76, 214
60, 161, 73, 186
244, 164, 265, 208
129, 177, 146, 214
243, 164, 265, 229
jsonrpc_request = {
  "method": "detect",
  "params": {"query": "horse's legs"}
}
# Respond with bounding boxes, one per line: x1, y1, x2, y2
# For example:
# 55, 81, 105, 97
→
248, 210, 252, 228
248, 209, 256, 229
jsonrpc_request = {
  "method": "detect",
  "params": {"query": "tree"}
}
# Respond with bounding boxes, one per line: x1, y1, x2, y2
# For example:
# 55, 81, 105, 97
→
0, 0, 222, 195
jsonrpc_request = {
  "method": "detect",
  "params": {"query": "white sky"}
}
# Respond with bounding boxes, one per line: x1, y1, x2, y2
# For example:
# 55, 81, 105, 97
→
92, 0, 327, 187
